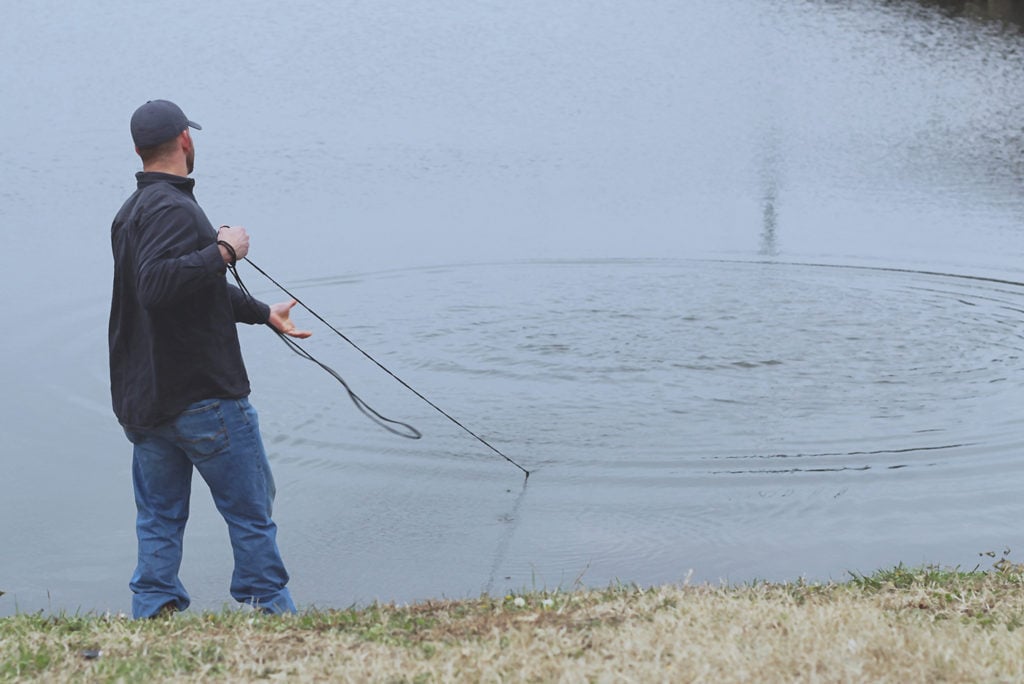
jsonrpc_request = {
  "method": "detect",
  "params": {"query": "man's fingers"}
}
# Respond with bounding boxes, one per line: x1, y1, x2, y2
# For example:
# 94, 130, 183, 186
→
269, 300, 308, 337
272, 299, 299, 314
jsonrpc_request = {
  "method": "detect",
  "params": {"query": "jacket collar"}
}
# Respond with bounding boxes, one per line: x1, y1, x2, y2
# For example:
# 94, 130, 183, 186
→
135, 171, 196, 193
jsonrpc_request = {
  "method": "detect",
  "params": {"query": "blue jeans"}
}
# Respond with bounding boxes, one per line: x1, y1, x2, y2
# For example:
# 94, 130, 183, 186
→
125, 397, 295, 618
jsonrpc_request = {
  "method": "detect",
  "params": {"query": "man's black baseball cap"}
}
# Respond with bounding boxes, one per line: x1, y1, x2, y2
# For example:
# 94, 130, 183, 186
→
130, 100, 202, 148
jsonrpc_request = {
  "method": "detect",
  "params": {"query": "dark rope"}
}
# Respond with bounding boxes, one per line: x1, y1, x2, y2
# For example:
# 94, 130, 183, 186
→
225, 256, 419, 438
272, 329, 424, 440
225, 252, 531, 478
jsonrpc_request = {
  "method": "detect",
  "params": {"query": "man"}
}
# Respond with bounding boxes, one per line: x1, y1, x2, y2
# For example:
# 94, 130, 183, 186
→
109, 99, 310, 618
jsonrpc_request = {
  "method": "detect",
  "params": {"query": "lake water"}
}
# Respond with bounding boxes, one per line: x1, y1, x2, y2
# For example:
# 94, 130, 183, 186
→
3, 0, 1024, 616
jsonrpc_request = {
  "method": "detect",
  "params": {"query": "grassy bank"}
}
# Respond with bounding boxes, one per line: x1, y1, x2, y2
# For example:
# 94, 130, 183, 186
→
3, 562, 1024, 682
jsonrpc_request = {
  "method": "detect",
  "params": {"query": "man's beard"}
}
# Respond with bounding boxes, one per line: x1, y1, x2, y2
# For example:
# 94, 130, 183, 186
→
186, 146, 195, 174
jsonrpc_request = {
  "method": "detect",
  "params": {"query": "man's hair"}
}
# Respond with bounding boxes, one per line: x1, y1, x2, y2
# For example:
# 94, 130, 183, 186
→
136, 135, 181, 165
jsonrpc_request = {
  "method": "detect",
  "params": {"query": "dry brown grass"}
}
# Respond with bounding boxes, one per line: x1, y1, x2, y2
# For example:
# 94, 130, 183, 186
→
4, 563, 1024, 682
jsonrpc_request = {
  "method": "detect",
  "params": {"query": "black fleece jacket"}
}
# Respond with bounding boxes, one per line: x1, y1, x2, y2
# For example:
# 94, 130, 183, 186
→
109, 172, 270, 430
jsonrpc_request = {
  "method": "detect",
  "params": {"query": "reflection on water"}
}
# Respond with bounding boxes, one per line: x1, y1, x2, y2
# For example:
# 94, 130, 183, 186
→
760, 181, 781, 257
916, 0, 1024, 26
2, 0, 1024, 616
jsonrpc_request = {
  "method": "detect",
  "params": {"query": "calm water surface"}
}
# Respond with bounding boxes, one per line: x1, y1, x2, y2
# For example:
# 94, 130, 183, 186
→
3, 0, 1024, 615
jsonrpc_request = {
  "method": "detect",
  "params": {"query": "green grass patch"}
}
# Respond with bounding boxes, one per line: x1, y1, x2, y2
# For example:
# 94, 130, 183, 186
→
5, 561, 1024, 682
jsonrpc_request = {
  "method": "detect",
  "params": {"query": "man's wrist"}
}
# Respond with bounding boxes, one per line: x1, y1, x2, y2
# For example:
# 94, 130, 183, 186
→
217, 240, 237, 266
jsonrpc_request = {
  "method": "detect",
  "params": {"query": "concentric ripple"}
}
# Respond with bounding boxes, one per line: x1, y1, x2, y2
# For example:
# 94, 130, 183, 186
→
220, 258, 1024, 597
267, 259, 1024, 479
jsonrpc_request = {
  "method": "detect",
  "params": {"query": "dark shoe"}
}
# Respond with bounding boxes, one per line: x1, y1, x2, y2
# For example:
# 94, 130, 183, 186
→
149, 601, 179, 619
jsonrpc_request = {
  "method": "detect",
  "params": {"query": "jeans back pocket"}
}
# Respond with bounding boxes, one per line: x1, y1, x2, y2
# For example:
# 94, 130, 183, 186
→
172, 399, 230, 460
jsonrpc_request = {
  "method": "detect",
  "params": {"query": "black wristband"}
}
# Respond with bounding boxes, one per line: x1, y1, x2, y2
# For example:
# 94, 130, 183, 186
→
217, 240, 237, 267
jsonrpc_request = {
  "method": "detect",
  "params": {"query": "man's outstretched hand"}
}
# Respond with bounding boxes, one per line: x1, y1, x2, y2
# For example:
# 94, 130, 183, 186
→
268, 299, 312, 338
